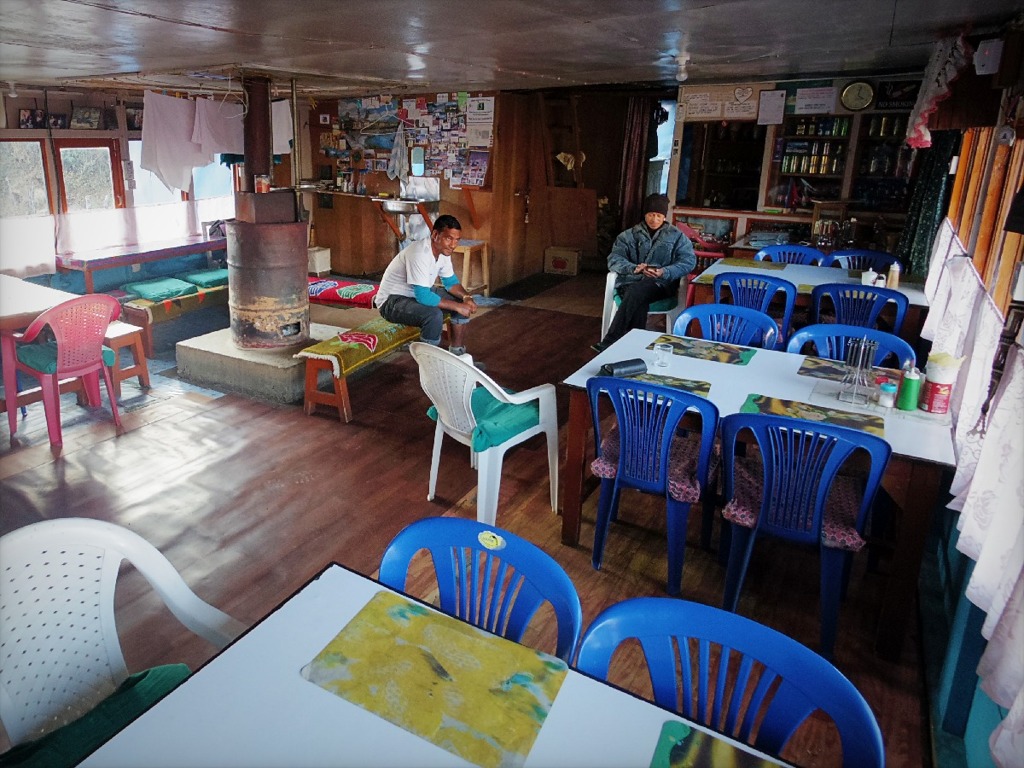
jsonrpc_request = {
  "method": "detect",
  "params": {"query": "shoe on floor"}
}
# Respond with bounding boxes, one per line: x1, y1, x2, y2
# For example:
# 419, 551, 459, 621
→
591, 341, 608, 353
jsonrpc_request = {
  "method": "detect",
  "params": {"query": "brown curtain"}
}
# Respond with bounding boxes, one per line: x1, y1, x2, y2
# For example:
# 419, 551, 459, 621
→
617, 96, 653, 229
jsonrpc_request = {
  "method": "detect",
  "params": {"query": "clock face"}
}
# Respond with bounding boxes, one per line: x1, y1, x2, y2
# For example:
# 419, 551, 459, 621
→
841, 81, 874, 111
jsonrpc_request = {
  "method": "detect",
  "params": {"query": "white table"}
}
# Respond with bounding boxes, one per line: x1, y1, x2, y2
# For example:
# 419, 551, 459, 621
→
80, 563, 781, 768
559, 329, 955, 661
690, 257, 928, 342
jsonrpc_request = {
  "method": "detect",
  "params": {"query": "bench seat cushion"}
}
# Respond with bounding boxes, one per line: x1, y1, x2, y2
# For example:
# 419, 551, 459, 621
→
122, 277, 198, 301
308, 277, 378, 309
295, 317, 419, 377
122, 284, 228, 324
179, 268, 229, 288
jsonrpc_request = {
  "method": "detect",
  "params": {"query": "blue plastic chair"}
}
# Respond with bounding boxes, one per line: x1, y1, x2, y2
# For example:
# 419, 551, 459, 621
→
713, 272, 797, 347
575, 597, 884, 768
586, 377, 719, 596
753, 244, 832, 266
719, 414, 891, 659
810, 282, 910, 334
672, 303, 779, 349
378, 517, 583, 661
787, 323, 915, 369
830, 249, 900, 272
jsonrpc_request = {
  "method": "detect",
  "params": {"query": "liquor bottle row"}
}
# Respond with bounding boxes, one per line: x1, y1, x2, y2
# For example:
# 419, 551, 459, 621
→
791, 115, 851, 137
780, 140, 845, 176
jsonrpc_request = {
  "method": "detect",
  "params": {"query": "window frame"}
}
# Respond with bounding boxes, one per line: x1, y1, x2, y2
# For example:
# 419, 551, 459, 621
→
0, 137, 58, 216
51, 137, 126, 211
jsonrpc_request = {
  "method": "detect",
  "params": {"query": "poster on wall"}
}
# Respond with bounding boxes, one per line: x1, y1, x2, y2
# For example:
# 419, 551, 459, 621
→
876, 81, 920, 110
757, 90, 786, 125
678, 84, 770, 121
793, 87, 837, 114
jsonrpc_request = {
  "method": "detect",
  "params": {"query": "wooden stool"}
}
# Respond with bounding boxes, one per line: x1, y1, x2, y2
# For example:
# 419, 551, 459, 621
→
104, 320, 151, 398
453, 239, 490, 297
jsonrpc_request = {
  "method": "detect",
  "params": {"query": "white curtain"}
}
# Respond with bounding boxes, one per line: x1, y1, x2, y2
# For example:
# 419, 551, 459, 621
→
928, 219, 1024, 768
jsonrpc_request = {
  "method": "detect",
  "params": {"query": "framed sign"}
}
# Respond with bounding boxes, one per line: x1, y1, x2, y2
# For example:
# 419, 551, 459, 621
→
125, 108, 143, 131
70, 106, 102, 129
876, 81, 920, 111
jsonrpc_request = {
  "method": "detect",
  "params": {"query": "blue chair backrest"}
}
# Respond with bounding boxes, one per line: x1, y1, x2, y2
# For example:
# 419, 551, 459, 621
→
786, 323, 915, 369
575, 596, 885, 767
673, 303, 778, 348
713, 272, 797, 345
378, 517, 583, 661
720, 413, 891, 547
585, 376, 719, 496
753, 244, 831, 265
810, 282, 910, 334
830, 249, 899, 271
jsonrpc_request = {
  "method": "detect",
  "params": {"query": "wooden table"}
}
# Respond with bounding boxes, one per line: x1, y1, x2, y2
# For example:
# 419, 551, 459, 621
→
689, 257, 928, 343
79, 563, 781, 767
0, 275, 83, 420
56, 235, 227, 293
560, 329, 955, 662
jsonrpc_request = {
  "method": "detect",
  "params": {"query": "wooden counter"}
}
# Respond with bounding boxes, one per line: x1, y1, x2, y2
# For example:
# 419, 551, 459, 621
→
313, 192, 398, 277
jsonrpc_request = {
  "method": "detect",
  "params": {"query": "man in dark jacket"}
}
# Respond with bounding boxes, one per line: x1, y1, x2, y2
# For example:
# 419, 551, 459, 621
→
592, 193, 695, 352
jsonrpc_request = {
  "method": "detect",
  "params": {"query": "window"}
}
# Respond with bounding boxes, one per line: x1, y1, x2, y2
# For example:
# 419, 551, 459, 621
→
193, 156, 235, 199
0, 140, 51, 217
53, 139, 125, 211
127, 140, 181, 206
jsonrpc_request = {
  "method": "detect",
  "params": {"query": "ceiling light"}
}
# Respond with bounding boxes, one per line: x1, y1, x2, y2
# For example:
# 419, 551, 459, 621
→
7, 82, 17, 98
675, 58, 689, 82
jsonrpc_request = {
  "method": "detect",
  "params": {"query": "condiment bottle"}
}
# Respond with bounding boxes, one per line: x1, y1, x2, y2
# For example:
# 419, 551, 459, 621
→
887, 260, 901, 289
896, 367, 922, 411
878, 382, 898, 408
862, 267, 877, 286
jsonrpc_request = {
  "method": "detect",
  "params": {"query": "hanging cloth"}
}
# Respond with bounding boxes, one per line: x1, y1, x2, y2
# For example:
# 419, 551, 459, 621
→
141, 91, 214, 191
387, 122, 409, 181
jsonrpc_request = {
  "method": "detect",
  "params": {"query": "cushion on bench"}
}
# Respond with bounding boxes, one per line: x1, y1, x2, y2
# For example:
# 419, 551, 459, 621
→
122, 277, 198, 301
178, 268, 229, 288
122, 284, 228, 324
308, 277, 378, 309
294, 317, 419, 377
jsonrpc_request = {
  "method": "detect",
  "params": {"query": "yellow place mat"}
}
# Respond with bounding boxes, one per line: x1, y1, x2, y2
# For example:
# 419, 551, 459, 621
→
693, 257, 786, 284
300, 591, 567, 768
648, 334, 757, 365
627, 372, 712, 397
649, 720, 775, 768
740, 393, 885, 436
797, 356, 901, 383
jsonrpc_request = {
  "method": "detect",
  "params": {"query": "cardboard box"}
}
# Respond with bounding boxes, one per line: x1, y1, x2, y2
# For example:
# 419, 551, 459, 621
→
544, 247, 580, 276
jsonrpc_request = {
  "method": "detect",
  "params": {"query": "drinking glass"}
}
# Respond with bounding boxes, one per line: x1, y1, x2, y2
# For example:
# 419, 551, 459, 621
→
654, 343, 673, 368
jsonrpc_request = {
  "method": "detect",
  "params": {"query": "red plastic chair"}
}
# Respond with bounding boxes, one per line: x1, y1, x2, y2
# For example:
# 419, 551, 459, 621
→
9, 294, 123, 446
675, 221, 728, 253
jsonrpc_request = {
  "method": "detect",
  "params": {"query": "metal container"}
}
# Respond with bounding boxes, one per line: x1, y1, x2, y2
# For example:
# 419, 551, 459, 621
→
227, 220, 310, 349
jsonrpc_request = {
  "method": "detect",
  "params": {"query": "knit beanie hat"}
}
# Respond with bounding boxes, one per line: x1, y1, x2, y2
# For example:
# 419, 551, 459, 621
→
643, 193, 669, 217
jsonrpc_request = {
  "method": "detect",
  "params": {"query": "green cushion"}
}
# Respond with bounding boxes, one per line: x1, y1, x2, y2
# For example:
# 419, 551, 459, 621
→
16, 341, 115, 373
428, 386, 540, 451
612, 294, 677, 312
122, 277, 198, 302
178, 268, 229, 288
0, 664, 191, 768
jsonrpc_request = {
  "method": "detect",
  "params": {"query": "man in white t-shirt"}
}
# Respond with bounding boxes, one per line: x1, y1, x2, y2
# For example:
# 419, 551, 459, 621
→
374, 215, 478, 355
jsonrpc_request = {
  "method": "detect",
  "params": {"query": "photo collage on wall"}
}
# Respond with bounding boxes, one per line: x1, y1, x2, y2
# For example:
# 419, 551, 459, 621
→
332, 93, 494, 187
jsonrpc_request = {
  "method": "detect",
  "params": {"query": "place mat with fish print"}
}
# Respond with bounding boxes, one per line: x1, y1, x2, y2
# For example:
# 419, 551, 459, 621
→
649, 720, 776, 768
797, 356, 901, 384
626, 373, 712, 397
648, 334, 757, 366
740, 393, 885, 436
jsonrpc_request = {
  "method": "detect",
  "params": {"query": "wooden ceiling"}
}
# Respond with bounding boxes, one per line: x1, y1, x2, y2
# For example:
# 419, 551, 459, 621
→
0, 0, 1019, 97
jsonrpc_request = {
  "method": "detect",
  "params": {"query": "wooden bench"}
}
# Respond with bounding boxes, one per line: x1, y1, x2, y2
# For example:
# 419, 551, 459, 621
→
103, 320, 151, 398
296, 317, 421, 422
121, 284, 230, 357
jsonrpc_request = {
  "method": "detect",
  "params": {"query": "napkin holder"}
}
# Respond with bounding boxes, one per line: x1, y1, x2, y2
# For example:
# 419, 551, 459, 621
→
600, 358, 648, 377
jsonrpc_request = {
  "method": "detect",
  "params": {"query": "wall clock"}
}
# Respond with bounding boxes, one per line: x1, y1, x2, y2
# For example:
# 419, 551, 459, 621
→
840, 80, 875, 112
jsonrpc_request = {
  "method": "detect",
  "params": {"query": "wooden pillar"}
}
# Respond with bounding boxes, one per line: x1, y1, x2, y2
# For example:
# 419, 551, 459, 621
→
242, 75, 272, 192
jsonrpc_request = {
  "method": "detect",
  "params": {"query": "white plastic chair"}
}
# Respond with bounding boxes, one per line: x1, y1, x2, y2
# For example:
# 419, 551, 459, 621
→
600, 271, 685, 339
0, 518, 246, 746
409, 342, 558, 526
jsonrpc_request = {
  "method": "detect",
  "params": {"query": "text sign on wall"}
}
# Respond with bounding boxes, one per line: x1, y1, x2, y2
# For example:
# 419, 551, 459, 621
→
794, 87, 837, 114
678, 84, 770, 122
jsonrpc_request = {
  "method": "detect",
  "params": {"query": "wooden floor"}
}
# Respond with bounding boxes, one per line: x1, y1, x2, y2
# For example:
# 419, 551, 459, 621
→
0, 272, 930, 767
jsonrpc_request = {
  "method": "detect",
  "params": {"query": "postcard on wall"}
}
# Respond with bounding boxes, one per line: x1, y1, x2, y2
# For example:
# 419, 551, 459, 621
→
757, 89, 786, 125
466, 96, 494, 123
794, 87, 836, 114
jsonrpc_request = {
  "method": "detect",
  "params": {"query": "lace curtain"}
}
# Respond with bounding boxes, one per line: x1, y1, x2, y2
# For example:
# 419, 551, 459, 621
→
926, 220, 1024, 767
